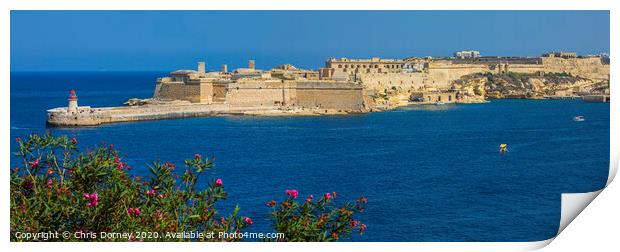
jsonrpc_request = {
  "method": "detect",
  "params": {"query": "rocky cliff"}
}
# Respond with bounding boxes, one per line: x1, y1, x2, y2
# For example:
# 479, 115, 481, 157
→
452, 72, 609, 100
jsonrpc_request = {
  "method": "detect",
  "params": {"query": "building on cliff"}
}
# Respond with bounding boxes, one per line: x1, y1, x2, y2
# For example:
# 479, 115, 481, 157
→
153, 60, 365, 112
318, 53, 609, 92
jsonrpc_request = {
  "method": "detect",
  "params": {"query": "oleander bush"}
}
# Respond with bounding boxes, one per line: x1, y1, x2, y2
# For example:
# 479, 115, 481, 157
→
10, 133, 366, 242
265, 190, 367, 241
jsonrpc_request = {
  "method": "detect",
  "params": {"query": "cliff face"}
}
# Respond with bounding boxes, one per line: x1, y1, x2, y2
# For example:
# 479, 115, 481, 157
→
452, 72, 609, 99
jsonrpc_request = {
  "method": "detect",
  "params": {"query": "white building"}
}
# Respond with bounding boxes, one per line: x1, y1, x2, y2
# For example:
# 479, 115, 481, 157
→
454, 50, 481, 59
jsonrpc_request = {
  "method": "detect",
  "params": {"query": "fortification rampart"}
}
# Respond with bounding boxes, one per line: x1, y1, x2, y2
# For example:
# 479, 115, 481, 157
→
226, 80, 363, 111
295, 81, 364, 111
542, 57, 609, 80
153, 81, 202, 102
355, 56, 608, 92
357, 73, 429, 91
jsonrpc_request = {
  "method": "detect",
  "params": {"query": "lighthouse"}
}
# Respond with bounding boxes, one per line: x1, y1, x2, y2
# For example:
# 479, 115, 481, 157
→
67, 90, 78, 113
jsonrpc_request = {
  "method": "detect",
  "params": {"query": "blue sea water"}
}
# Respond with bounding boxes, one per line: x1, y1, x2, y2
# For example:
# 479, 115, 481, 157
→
10, 71, 610, 242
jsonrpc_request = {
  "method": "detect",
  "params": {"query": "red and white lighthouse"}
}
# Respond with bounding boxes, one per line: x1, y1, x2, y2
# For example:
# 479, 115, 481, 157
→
67, 89, 78, 112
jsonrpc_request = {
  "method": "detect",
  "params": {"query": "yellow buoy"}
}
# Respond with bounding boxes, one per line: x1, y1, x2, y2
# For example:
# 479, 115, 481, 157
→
499, 144, 508, 153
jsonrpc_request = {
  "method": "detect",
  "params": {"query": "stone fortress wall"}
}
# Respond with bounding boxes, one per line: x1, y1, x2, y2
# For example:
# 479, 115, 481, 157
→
295, 81, 364, 111
223, 80, 363, 111
542, 56, 610, 80
153, 81, 202, 102
47, 52, 611, 126
152, 52, 609, 112
322, 53, 610, 92
154, 60, 365, 112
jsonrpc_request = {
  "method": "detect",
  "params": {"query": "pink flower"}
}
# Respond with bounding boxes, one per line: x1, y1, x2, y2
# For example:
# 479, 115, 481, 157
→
113, 157, 127, 170
359, 224, 367, 234
28, 160, 40, 167
215, 178, 223, 187
324, 193, 331, 200
46, 179, 53, 188
194, 153, 202, 159
285, 189, 299, 199
128, 207, 141, 216
83, 192, 99, 208
71, 137, 77, 145
243, 217, 253, 225
306, 194, 314, 203
146, 189, 155, 197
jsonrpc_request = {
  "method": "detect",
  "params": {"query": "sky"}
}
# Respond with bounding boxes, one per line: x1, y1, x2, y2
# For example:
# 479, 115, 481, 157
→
10, 10, 610, 72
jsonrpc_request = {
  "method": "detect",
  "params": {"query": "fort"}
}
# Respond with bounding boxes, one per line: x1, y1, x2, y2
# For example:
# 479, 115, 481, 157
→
47, 51, 610, 126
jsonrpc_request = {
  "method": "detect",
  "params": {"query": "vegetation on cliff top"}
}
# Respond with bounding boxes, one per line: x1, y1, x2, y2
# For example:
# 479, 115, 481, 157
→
10, 133, 366, 241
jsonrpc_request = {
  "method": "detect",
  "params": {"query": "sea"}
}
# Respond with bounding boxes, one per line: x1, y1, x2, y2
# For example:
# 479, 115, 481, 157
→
10, 71, 610, 242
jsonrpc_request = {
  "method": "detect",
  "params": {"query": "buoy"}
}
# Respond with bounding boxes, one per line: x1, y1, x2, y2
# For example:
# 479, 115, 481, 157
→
499, 144, 508, 153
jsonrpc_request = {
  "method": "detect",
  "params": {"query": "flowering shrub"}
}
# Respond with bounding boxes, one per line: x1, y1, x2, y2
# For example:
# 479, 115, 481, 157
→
10, 133, 366, 242
265, 190, 367, 241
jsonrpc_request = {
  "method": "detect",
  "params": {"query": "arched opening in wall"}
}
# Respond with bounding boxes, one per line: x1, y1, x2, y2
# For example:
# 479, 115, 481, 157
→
438, 96, 442, 102
427, 96, 431, 101
448, 95, 452, 101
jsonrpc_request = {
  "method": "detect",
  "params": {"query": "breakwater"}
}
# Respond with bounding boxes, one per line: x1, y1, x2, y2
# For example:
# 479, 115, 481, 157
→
47, 103, 257, 126
46, 103, 355, 126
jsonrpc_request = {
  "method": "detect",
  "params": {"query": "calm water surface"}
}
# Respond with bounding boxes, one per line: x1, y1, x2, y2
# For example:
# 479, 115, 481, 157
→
10, 72, 610, 241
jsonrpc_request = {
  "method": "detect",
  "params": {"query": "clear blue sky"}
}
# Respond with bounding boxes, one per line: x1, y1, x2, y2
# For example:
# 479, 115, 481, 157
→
10, 11, 609, 71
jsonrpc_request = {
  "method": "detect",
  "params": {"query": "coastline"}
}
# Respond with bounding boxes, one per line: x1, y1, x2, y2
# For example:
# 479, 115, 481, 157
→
46, 96, 599, 127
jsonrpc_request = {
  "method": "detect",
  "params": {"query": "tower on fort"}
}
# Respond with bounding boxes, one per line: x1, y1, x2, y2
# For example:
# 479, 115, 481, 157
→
67, 90, 78, 113
197, 61, 206, 73
221, 64, 228, 73
248, 60, 256, 70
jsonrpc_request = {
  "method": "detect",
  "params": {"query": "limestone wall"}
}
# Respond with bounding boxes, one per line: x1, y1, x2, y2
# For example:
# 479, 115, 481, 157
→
505, 64, 544, 74
295, 82, 364, 111
226, 80, 363, 111
542, 57, 609, 80
154, 82, 202, 103
226, 80, 295, 107
357, 73, 428, 91
426, 61, 492, 87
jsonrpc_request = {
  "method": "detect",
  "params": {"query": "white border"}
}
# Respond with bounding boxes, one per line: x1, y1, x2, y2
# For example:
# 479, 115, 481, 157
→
1, 1, 617, 251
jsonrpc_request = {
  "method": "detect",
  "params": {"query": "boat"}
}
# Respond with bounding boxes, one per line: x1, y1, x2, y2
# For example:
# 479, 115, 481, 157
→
435, 101, 445, 105
573, 116, 585, 122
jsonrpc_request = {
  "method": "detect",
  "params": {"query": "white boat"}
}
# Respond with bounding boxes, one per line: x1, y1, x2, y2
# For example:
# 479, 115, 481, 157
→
573, 116, 585, 122
435, 101, 445, 105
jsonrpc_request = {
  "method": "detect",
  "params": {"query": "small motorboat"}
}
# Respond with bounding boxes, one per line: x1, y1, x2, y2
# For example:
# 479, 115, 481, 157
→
435, 101, 445, 105
573, 116, 585, 122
